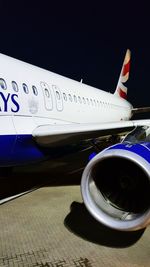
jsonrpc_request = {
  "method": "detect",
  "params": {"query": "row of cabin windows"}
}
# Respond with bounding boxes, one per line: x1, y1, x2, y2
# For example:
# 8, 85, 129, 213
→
0, 78, 38, 96
61, 91, 117, 108
1, 77, 126, 110
55, 90, 125, 109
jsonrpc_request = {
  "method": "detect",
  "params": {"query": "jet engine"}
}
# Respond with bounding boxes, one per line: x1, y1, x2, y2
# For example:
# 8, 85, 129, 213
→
81, 128, 150, 231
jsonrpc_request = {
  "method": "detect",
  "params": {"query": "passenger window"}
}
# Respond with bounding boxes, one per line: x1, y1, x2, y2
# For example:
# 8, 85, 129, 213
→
56, 90, 60, 100
78, 96, 82, 103
45, 88, 50, 98
0, 78, 7, 90
22, 83, 29, 94
90, 99, 93, 106
74, 95, 77, 103
82, 97, 86, 104
12, 81, 19, 92
68, 94, 72, 102
63, 93, 67, 101
32, 85, 38, 96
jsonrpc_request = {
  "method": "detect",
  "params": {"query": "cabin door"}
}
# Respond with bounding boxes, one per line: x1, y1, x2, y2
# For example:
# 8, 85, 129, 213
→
52, 85, 63, 111
41, 82, 53, 111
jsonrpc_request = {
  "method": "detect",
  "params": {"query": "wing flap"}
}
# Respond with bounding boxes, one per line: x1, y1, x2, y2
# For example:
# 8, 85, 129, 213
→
32, 119, 150, 147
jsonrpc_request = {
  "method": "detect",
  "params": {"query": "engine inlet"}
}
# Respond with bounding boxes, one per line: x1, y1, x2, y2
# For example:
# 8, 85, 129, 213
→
81, 149, 150, 231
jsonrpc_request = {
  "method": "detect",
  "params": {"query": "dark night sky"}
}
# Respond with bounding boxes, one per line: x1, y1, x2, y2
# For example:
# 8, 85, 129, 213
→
1, 1, 150, 111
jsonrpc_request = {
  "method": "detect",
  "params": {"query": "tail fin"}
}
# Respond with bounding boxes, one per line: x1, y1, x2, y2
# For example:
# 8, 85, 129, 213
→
114, 49, 131, 99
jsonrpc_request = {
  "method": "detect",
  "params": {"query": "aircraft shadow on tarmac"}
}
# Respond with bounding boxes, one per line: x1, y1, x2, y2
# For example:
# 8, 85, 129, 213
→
0, 172, 43, 200
64, 201, 145, 248
0, 168, 145, 249
0, 167, 81, 200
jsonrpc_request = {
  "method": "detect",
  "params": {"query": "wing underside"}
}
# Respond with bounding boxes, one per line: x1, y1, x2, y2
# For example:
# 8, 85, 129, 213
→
32, 119, 150, 147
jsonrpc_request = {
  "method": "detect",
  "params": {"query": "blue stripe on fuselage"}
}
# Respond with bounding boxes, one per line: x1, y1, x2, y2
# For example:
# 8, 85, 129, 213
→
0, 134, 89, 167
0, 134, 46, 166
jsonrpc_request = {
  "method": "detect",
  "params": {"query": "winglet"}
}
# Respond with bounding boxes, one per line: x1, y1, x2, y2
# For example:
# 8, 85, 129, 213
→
114, 49, 131, 99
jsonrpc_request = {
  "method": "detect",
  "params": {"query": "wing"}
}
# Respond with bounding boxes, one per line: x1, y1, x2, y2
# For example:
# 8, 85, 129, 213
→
32, 119, 150, 147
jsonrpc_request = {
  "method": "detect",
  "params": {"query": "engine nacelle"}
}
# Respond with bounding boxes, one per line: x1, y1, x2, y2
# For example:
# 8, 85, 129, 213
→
81, 142, 150, 231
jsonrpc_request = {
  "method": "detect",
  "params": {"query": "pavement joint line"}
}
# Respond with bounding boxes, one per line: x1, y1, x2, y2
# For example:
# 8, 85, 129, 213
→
0, 186, 41, 205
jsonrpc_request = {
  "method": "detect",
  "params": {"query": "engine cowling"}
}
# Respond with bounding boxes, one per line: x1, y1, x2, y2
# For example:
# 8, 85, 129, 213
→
81, 142, 150, 231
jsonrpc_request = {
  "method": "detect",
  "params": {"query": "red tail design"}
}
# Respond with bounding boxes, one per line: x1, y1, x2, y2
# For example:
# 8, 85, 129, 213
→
114, 49, 131, 99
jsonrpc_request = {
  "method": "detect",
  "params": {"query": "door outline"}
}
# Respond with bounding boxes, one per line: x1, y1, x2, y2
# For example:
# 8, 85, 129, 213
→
52, 85, 63, 111
41, 82, 53, 111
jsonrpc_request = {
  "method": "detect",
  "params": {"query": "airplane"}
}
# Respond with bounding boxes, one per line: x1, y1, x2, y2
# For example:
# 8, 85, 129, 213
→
0, 49, 150, 232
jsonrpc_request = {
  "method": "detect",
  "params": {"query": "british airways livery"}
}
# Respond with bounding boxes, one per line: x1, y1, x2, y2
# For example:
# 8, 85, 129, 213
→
0, 50, 150, 232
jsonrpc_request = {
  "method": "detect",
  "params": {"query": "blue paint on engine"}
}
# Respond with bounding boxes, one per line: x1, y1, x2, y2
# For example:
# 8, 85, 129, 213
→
88, 152, 97, 161
108, 142, 150, 163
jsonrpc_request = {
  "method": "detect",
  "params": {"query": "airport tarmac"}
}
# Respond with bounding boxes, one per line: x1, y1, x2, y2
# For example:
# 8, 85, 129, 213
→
0, 170, 150, 267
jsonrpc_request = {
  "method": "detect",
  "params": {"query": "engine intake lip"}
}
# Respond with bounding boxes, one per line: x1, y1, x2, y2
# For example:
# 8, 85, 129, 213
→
81, 149, 150, 231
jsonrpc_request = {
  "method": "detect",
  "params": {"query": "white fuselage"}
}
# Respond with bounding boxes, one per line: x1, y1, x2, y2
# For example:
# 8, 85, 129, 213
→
0, 53, 132, 138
